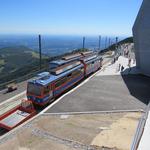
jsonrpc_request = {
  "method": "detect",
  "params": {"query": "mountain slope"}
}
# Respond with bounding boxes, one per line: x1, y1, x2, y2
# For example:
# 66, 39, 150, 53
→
0, 46, 48, 74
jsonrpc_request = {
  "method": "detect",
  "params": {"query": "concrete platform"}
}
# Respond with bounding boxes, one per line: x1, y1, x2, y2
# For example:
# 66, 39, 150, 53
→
45, 75, 149, 113
0, 112, 142, 150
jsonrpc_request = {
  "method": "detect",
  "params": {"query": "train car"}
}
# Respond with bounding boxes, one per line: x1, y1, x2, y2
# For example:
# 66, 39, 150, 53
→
80, 51, 95, 57
81, 53, 102, 76
62, 53, 82, 61
27, 51, 102, 107
49, 51, 99, 70
49, 60, 67, 70
49, 53, 82, 70
27, 60, 84, 106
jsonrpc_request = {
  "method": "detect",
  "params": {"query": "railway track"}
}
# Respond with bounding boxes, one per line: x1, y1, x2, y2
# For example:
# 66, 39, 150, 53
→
0, 128, 7, 136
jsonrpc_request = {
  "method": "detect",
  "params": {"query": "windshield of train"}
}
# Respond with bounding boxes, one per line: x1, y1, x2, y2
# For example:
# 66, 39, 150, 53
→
27, 83, 42, 96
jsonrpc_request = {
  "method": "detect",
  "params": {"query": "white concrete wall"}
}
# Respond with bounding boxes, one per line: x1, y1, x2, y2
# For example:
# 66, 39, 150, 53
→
133, 0, 150, 76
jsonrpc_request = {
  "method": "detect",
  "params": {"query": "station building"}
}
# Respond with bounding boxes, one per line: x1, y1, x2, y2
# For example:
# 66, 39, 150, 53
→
133, 0, 150, 76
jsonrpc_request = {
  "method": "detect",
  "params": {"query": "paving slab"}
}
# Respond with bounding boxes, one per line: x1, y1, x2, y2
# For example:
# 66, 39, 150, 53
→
45, 75, 149, 113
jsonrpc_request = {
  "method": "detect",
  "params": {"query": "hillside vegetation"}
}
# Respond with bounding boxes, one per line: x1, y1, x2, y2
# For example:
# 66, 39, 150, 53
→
100, 37, 133, 54
0, 46, 48, 74
0, 46, 49, 86
0, 46, 89, 88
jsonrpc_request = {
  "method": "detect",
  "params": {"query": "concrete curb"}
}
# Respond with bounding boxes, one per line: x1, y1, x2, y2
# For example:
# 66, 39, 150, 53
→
43, 109, 144, 116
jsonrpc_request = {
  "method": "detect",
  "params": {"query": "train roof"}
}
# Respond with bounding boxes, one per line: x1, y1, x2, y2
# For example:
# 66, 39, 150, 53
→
81, 54, 102, 64
49, 60, 67, 65
51, 61, 81, 75
81, 51, 94, 56
83, 54, 97, 61
62, 53, 82, 61
28, 64, 83, 86
86, 57, 100, 64
49, 51, 96, 66
29, 51, 101, 86
49, 57, 81, 66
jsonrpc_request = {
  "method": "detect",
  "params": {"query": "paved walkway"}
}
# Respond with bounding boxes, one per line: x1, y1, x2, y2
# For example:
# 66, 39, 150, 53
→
44, 55, 149, 113
45, 75, 147, 113
96, 56, 139, 76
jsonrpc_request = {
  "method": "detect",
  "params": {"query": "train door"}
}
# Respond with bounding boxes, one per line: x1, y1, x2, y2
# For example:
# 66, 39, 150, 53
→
43, 84, 53, 102
80, 60, 86, 76
92, 61, 95, 72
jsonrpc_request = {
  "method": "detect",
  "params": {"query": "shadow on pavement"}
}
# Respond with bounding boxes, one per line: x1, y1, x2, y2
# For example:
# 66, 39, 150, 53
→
121, 67, 150, 105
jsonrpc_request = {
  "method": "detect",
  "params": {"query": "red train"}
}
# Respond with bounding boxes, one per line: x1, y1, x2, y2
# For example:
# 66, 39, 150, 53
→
27, 51, 103, 106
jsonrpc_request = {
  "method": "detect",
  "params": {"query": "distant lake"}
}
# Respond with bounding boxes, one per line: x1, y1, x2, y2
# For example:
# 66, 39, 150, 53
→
0, 35, 125, 56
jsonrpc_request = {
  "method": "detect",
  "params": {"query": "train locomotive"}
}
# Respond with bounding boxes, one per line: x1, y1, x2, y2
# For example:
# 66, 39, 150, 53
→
27, 51, 102, 106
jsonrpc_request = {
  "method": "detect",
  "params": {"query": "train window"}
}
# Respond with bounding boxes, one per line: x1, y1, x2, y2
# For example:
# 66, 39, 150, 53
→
55, 77, 67, 88
72, 69, 82, 78
67, 73, 72, 77
66, 73, 72, 80
27, 83, 42, 96
43, 85, 50, 95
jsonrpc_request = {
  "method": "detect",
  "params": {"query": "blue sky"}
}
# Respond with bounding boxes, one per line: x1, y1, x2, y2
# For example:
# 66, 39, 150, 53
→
0, 0, 143, 36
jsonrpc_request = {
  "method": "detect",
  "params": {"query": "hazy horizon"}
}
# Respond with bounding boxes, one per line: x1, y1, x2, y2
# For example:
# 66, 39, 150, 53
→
0, 34, 126, 56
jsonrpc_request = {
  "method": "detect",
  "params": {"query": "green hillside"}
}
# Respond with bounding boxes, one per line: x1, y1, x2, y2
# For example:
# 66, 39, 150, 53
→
0, 46, 89, 89
0, 46, 49, 86
0, 46, 48, 74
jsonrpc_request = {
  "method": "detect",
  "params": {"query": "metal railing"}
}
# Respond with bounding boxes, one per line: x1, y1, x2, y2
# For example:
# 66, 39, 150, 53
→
131, 103, 150, 150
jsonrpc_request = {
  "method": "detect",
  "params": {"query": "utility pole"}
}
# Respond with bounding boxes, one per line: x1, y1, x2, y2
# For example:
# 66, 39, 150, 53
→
115, 37, 118, 55
108, 38, 111, 48
108, 38, 110, 47
108, 38, 111, 50
99, 35, 101, 51
105, 37, 108, 49
82, 37, 85, 50
39, 34, 42, 70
